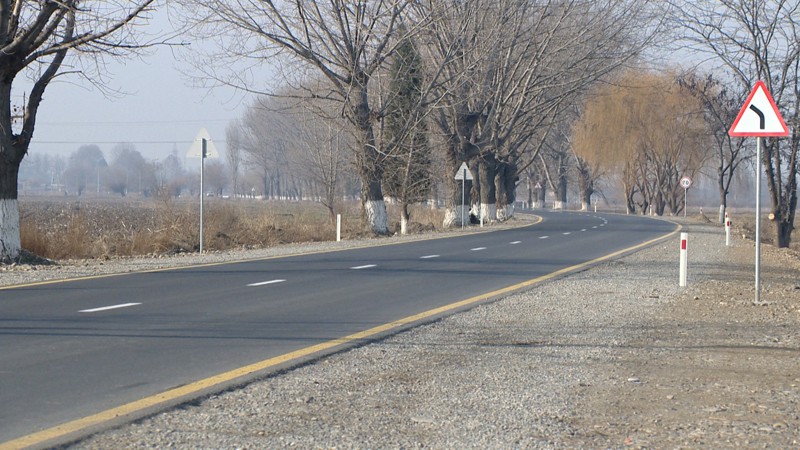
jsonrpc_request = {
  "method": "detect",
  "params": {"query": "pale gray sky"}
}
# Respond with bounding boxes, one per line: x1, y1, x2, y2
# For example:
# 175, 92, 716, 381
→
26, 8, 252, 164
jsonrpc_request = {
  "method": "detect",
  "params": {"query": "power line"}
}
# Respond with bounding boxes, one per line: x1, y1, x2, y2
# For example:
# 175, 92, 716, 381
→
36, 119, 232, 126
31, 140, 228, 145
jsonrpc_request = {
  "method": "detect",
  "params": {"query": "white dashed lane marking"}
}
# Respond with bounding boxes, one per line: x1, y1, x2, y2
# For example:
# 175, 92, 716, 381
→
351, 264, 377, 270
248, 279, 286, 287
80, 303, 141, 313
420, 255, 440, 259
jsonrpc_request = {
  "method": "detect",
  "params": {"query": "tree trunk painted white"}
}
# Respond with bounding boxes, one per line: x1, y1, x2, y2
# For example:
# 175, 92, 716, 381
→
554, 200, 564, 210
364, 199, 388, 235
580, 201, 589, 211
480, 203, 497, 222
0, 199, 21, 262
718, 204, 725, 224
499, 204, 514, 220
497, 206, 507, 222
444, 205, 470, 228
400, 216, 408, 235
497, 205, 515, 221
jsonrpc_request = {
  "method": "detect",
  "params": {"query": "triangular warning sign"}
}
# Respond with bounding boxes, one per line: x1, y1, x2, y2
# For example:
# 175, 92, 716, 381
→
729, 80, 790, 137
186, 128, 220, 159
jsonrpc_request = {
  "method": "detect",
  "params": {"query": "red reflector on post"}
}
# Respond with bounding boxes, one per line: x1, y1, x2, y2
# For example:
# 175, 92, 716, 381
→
681, 240, 687, 250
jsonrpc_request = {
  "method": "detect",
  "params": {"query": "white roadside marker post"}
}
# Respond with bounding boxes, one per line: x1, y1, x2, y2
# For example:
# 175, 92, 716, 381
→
725, 213, 732, 247
336, 214, 342, 242
679, 232, 688, 287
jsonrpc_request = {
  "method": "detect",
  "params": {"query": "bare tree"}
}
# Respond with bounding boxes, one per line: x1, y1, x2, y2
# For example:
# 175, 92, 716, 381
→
423, 0, 661, 227
0, 1, 157, 262
292, 106, 352, 222
380, 29, 433, 235
225, 120, 243, 198
673, 0, 800, 247
107, 143, 147, 196
574, 70, 710, 216
679, 73, 751, 223
233, 103, 288, 199
177, 0, 422, 235
203, 160, 228, 196
64, 145, 106, 197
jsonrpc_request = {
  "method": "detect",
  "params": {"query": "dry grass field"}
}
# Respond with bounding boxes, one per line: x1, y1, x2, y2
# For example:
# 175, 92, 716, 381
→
18, 195, 443, 261
14, 195, 798, 262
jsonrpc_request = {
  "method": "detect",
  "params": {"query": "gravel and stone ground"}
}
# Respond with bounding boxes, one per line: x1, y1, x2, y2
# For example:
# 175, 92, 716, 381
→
4, 215, 800, 448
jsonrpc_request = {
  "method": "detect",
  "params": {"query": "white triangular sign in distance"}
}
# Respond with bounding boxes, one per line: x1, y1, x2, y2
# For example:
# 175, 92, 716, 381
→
729, 80, 790, 137
186, 128, 220, 158
454, 162, 473, 180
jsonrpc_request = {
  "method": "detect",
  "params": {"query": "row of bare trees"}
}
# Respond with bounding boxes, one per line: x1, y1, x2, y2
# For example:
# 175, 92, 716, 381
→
2, 0, 798, 262
572, 71, 710, 217
177, 0, 661, 234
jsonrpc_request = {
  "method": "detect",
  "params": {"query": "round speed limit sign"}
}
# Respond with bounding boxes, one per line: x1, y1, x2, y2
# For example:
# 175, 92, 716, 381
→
680, 176, 692, 189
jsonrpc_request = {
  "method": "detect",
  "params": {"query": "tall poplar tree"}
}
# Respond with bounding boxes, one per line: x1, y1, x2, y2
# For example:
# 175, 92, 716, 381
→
382, 33, 432, 235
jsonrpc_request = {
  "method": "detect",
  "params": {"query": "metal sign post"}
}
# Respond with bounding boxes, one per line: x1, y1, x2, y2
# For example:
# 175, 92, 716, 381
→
461, 173, 465, 229
728, 80, 790, 304
186, 129, 219, 254
680, 176, 692, 217
754, 137, 762, 302
454, 162, 473, 229
200, 138, 206, 253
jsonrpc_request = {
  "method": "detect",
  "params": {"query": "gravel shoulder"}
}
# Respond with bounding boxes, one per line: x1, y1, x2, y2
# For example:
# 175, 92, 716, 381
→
6, 215, 800, 448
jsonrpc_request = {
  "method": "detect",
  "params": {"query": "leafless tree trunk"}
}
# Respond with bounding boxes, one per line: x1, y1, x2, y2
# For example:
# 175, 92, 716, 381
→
177, 1, 425, 235
225, 121, 244, 198
0, 1, 156, 262
679, 74, 752, 223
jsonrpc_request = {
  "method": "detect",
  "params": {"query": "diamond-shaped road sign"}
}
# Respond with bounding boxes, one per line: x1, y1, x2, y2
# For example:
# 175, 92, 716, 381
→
729, 80, 790, 137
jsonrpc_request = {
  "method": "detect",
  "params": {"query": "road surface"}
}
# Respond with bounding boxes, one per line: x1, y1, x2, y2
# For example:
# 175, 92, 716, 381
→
0, 211, 676, 447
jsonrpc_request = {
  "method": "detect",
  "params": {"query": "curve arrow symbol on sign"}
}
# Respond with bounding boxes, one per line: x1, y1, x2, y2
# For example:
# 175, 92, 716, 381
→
749, 104, 765, 130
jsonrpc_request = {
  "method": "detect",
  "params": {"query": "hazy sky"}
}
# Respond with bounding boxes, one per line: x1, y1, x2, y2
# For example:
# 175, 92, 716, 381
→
26, 8, 252, 164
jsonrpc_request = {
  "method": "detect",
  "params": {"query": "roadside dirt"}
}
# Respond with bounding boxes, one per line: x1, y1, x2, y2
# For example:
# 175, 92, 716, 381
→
569, 221, 800, 448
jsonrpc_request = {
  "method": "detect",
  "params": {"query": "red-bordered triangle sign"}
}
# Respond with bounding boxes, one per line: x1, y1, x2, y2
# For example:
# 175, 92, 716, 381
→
729, 80, 789, 137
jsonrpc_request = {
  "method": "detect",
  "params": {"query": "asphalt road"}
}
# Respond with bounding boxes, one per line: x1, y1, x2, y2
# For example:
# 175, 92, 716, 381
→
0, 211, 676, 446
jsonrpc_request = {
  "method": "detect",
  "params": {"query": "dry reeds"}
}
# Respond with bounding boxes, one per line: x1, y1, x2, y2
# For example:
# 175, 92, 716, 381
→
19, 197, 439, 260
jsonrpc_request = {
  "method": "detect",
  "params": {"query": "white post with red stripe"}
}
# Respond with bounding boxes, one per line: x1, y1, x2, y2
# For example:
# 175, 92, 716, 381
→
725, 213, 732, 246
679, 232, 689, 287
